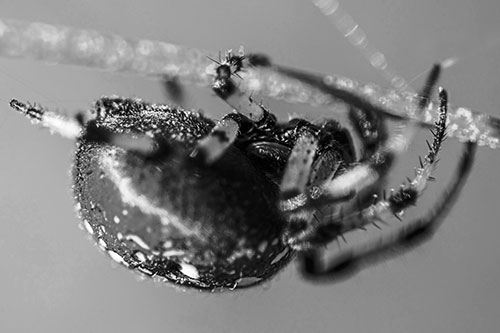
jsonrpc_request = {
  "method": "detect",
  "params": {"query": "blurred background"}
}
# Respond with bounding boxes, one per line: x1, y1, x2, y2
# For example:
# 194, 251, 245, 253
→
1, 1, 499, 332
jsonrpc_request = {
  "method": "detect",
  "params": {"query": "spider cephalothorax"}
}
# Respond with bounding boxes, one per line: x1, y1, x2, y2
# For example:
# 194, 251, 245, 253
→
9, 49, 476, 291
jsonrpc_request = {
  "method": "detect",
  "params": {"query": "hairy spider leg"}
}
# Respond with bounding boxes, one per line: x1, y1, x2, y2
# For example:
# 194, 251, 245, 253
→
9, 99, 157, 156
279, 64, 441, 216
319, 64, 441, 200
278, 92, 393, 240
247, 55, 431, 124
277, 65, 440, 234
248, 61, 439, 225
9, 47, 265, 165
347, 106, 388, 156
192, 50, 266, 164
191, 93, 263, 164
300, 140, 477, 279
287, 88, 450, 250
10, 99, 82, 139
280, 132, 319, 201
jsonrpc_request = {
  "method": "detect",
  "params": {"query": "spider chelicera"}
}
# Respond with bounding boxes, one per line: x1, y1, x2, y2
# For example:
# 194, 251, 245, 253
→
9, 49, 476, 291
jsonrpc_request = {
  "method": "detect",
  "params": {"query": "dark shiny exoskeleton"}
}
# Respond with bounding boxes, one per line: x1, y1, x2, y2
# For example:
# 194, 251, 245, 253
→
73, 97, 353, 290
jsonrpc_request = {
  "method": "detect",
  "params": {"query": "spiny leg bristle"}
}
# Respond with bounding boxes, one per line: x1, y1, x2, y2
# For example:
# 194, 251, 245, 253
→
311, 88, 451, 239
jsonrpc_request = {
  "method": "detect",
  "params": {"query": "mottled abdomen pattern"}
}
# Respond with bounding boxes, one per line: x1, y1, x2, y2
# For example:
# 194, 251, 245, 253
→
73, 97, 294, 290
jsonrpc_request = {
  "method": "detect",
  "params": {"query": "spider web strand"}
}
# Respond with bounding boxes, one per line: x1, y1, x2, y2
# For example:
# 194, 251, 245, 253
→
0, 18, 498, 149
0, 18, 213, 85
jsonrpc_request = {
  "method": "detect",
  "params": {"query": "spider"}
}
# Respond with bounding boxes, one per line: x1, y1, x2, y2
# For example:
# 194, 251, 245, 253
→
9, 48, 477, 291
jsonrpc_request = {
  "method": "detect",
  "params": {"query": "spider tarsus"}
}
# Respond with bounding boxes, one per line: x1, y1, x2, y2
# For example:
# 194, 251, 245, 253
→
10, 98, 43, 120
417, 63, 442, 109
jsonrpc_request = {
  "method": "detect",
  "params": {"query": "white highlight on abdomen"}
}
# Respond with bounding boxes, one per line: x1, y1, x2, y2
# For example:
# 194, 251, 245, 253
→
99, 149, 198, 238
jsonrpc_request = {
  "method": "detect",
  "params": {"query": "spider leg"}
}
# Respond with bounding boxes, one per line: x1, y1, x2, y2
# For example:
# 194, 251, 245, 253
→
280, 65, 440, 249
347, 105, 388, 157
194, 56, 284, 164
281, 65, 441, 217
280, 127, 354, 210
191, 115, 240, 163
190, 50, 269, 164
213, 51, 264, 123
9, 99, 158, 156
162, 75, 187, 107
280, 131, 319, 200
248, 53, 437, 127
286, 88, 449, 250
320, 64, 441, 201
82, 118, 159, 157
299, 140, 477, 281
279, 130, 351, 244
342, 103, 391, 202
10, 99, 82, 139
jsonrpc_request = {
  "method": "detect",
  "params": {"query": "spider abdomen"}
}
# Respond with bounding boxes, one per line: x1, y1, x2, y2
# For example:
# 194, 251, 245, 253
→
72, 98, 294, 290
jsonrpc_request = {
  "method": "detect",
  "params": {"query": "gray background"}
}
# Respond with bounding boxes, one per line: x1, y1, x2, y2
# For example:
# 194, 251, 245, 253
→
1, 0, 500, 332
